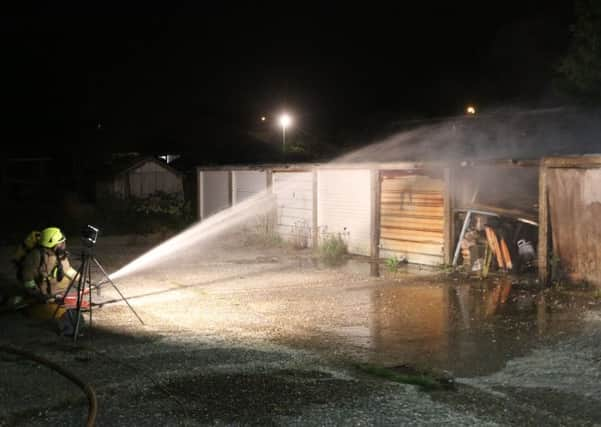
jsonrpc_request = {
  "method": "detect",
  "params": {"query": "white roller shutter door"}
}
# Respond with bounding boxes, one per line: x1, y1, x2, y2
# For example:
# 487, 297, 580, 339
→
273, 171, 314, 246
318, 169, 372, 256
233, 170, 267, 204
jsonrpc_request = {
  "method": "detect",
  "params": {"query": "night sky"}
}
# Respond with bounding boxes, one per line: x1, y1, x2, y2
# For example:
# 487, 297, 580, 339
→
2, 2, 574, 160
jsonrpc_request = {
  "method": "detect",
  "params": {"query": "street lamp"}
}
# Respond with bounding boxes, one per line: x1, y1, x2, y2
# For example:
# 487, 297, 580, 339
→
279, 113, 292, 157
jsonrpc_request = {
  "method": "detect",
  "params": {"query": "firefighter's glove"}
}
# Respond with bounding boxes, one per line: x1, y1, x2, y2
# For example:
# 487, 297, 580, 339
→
24, 280, 47, 303
53, 263, 65, 282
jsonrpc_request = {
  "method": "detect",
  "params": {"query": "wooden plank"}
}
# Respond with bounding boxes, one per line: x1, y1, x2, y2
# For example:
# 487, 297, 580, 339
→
500, 237, 513, 270
381, 200, 444, 207
380, 239, 444, 256
379, 249, 443, 266
381, 228, 444, 242
461, 203, 538, 223
379, 173, 445, 265
544, 156, 601, 169
443, 167, 452, 265
371, 169, 381, 276
381, 225, 444, 236
485, 226, 505, 269
538, 164, 549, 284
382, 183, 444, 192
381, 192, 444, 199
381, 188, 444, 196
312, 170, 318, 248
381, 188, 444, 195
381, 206, 444, 216
380, 217, 443, 231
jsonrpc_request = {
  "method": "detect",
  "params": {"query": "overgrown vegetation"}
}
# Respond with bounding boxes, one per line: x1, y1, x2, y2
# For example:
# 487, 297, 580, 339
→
318, 233, 348, 266
3, 191, 193, 244
243, 212, 283, 247
291, 220, 311, 249
385, 255, 408, 272
95, 191, 193, 235
557, 0, 601, 102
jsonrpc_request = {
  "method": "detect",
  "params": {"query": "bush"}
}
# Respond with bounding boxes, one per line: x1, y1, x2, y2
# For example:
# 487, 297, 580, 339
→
385, 255, 401, 272
243, 212, 283, 247
318, 233, 348, 266
96, 191, 193, 235
291, 220, 311, 249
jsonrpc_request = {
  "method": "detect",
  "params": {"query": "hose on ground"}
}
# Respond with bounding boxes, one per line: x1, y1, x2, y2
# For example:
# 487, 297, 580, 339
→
0, 344, 97, 427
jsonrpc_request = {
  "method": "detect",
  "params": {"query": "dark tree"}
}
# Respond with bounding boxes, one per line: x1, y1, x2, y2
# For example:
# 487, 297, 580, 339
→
558, 0, 601, 102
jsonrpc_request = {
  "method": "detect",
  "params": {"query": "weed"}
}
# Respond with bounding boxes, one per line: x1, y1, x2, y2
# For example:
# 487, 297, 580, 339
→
291, 220, 311, 249
385, 256, 401, 272
355, 363, 454, 391
318, 233, 348, 266
244, 212, 283, 247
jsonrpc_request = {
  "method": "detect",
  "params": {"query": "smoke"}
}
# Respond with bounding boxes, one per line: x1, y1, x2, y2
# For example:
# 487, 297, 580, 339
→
109, 106, 600, 282
337, 107, 601, 163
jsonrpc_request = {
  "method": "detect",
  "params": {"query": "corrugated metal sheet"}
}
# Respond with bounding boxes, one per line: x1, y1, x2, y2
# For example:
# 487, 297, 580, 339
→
201, 170, 230, 219
273, 171, 313, 246
318, 169, 371, 256
233, 170, 267, 204
380, 172, 444, 265
547, 168, 601, 286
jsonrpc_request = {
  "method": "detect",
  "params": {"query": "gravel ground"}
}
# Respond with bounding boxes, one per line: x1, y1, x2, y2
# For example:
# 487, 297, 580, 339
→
1, 232, 600, 426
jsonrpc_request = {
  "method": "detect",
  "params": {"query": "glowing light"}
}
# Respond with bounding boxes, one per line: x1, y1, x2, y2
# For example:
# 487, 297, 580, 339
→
261, 116, 266, 121
279, 113, 292, 129
466, 105, 476, 115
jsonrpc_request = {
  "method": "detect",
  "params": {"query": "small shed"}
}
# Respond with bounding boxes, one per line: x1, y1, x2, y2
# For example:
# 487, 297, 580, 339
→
540, 156, 601, 286
97, 156, 184, 199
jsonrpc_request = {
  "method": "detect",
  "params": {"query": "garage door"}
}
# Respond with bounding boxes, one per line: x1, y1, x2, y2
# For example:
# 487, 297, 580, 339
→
232, 170, 267, 204
318, 169, 371, 256
200, 170, 230, 219
380, 172, 444, 265
273, 171, 314, 246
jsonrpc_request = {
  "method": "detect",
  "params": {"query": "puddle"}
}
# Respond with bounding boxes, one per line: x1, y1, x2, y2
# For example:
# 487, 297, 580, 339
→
294, 257, 438, 276
349, 279, 598, 377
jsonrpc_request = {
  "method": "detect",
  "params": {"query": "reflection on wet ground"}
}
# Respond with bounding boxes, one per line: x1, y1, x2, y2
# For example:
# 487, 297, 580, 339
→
356, 278, 597, 377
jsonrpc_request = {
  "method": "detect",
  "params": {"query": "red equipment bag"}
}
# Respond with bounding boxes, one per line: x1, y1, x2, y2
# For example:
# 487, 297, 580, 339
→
61, 290, 90, 309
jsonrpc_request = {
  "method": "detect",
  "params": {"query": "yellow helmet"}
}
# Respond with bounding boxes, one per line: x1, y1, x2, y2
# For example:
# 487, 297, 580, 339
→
39, 227, 66, 248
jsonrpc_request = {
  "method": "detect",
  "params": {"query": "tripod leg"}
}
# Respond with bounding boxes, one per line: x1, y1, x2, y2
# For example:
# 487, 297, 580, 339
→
93, 258, 145, 325
87, 254, 93, 337
72, 256, 91, 344
52, 263, 82, 320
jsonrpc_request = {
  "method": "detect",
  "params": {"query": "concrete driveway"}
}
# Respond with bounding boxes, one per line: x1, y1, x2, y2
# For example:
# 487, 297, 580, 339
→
1, 232, 600, 425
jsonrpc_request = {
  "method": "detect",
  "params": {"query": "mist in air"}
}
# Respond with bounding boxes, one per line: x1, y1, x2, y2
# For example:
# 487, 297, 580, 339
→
336, 107, 601, 163
109, 106, 601, 281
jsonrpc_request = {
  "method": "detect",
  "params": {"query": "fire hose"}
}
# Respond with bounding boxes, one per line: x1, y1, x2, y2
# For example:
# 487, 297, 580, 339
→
0, 344, 97, 427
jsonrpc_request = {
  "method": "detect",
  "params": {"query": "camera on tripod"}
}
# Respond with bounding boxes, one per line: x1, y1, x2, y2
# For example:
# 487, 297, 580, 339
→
81, 225, 100, 248
56, 223, 143, 343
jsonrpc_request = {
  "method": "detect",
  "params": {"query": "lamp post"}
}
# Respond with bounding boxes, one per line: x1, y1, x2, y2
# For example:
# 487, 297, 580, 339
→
279, 113, 291, 159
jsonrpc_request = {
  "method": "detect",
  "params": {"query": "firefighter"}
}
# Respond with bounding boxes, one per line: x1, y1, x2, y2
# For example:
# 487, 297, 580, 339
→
20, 227, 79, 303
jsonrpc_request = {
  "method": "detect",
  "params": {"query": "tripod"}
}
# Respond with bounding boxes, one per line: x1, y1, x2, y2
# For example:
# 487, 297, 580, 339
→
54, 245, 144, 343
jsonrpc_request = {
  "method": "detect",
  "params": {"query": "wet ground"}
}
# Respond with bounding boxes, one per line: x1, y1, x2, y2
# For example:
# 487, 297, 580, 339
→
1, 232, 600, 425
